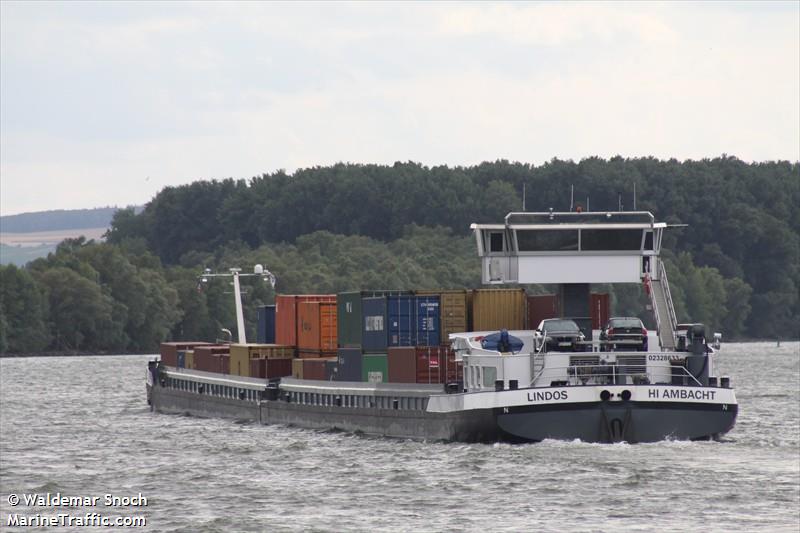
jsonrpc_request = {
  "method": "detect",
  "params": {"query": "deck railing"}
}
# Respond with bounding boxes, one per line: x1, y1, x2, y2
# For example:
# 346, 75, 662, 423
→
534, 363, 702, 387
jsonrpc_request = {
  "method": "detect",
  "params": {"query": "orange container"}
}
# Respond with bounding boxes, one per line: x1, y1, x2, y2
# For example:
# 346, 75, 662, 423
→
297, 301, 338, 352
275, 294, 337, 347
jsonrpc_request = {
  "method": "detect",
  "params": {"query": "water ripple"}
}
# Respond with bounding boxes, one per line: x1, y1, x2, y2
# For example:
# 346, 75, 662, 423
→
1, 344, 799, 531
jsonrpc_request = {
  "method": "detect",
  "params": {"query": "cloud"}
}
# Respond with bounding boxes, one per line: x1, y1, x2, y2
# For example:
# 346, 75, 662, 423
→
438, 3, 679, 46
1, 2, 798, 215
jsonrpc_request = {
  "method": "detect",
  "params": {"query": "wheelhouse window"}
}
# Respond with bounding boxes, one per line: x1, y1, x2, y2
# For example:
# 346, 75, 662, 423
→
516, 230, 579, 252
580, 229, 643, 251
485, 231, 506, 253
643, 231, 654, 251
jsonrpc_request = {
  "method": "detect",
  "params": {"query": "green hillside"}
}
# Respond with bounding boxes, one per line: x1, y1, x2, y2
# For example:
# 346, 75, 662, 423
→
1, 157, 797, 353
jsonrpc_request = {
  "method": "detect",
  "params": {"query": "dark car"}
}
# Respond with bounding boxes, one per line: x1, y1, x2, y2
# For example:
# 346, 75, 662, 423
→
536, 319, 585, 352
600, 317, 648, 351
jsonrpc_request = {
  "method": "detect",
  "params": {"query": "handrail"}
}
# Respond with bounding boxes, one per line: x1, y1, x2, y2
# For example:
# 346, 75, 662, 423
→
658, 260, 678, 344
535, 363, 702, 387
650, 281, 664, 349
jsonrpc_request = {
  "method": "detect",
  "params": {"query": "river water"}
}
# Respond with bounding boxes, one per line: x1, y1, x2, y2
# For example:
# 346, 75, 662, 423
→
1, 342, 798, 532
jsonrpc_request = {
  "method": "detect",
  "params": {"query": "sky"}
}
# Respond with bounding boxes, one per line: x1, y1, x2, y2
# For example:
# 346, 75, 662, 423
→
1, 1, 798, 216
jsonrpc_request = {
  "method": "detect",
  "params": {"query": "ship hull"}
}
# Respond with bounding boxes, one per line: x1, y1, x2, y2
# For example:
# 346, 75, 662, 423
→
148, 381, 737, 444
149, 384, 498, 442
496, 401, 738, 443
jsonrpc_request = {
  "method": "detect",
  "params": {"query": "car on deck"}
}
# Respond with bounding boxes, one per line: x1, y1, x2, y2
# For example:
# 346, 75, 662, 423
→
600, 317, 648, 351
535, 318, 586, 352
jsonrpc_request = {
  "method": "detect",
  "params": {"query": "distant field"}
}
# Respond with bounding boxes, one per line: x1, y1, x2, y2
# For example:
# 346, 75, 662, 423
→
0, 227, 107, 247
0, 227, 108, 265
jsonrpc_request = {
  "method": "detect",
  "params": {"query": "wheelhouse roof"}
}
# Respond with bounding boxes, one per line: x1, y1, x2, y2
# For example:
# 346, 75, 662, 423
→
470, 211, 667, 231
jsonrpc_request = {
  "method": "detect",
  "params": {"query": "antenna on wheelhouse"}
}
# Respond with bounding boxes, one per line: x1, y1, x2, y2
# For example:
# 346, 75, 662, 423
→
522, 183, 526, 211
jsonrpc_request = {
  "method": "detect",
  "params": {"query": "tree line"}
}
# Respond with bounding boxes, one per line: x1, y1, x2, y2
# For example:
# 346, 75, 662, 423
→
0, 226, 785, 354
1, 157, 797, 352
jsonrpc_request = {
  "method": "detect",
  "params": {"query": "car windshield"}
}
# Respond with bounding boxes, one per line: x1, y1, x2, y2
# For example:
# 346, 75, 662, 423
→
543, 320, 579, 332
609, 318, 643, 328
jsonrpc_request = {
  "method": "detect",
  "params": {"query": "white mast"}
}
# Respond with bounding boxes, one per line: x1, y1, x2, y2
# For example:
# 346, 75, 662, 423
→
199, 265, 276, 344
231, 269, 246, 343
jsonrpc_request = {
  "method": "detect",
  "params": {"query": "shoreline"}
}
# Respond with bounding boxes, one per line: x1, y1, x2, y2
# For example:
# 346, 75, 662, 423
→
0, 351, 157, 359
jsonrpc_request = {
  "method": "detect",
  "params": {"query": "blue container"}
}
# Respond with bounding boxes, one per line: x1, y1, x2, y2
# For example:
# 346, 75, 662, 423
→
257, 305, 276, 344
336, 348, 363, 382
361, 297, 388, 352
415, 295, 441, 346
387, 295, 415, 348
177, 351, 186, 369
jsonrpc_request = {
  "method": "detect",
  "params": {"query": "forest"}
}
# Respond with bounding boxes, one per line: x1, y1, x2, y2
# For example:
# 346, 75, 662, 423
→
1, 157, 797, 353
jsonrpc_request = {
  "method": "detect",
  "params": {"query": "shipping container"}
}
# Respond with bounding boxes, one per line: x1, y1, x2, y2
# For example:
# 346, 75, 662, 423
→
194, 345, 230, 373
275, 294, 336, 347
387, 346, 417, 383
184, 350, 195, 370
362, 294, 441, 351
256, 305, 276, 344
415, 295, 441, 346
526, 294, 560, 330
336, 348, 362, 382
297, 350, 328, 359
387, 295, 415, 348
159, 342, 213, 367
324, 359, 338, 381
220, 354, 230, 375
249, 358, 263, 379
292, 358, 304, 379
303, 358, 336, 381
415, 346, 461, 384
337, 291, 363, 348
362, 296, 388, 352
362, 353, 388, 383
177, 351, 185, 369
338, 290, 414, 348
297, 301, 338, 352
417, 290, 468, 344
590, 293, 610, 330
230, 343, 293, 377
250, 358, 293, 380
472, 288, 526, 331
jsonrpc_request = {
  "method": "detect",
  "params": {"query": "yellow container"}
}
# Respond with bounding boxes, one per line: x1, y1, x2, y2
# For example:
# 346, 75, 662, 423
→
471, 288, 526, 331
292, 358, 304, 379
185, 350, 195, 370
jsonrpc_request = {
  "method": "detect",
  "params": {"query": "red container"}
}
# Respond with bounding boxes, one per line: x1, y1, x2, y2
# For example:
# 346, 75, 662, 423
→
387, 347, 417, 383
194, 345, 230, 373
249, 358, 293, 379
160, 342, 212, 367
297, 301, 338, 352
219, 354, 230, 375
302, 358, 332, 381
526, 295, 560, 330
275, 294, 337, 347
416, 346, 461, 384
590, 293, 610, 330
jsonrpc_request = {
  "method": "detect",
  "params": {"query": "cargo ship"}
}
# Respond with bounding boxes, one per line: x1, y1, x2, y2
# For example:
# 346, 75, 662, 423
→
146, 211, 738, 443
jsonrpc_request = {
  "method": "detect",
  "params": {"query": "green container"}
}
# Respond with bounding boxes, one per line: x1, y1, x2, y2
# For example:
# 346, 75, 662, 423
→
361, 353, 388, 383
337, 291, 363, 348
